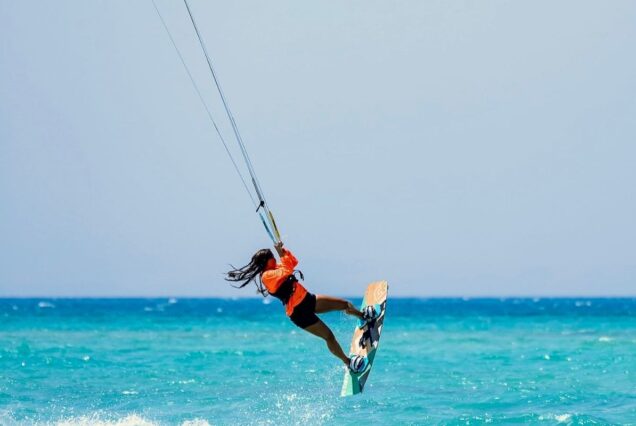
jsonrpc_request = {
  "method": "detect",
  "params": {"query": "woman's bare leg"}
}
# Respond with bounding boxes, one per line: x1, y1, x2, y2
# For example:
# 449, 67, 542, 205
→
315, 295, 363, 319
304, 319, 349, 365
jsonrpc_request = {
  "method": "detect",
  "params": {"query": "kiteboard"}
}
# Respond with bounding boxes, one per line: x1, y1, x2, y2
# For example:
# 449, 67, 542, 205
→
341, 280, 388, 396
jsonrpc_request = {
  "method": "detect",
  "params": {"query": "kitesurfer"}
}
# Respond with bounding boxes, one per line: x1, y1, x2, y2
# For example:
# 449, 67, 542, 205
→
226, 242, 379, 373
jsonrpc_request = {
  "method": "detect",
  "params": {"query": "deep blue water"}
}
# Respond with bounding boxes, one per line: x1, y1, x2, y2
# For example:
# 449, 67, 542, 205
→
1, 298, 635, 425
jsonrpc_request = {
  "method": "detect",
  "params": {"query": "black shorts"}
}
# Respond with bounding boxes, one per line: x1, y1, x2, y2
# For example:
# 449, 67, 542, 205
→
289, 293, 319, 329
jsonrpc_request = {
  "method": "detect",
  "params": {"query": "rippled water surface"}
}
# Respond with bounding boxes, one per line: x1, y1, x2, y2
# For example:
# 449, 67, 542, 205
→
1, 298, 635, 425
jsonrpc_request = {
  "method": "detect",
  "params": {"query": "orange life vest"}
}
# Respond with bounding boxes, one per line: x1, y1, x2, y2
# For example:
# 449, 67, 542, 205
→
261, 249, 308, 316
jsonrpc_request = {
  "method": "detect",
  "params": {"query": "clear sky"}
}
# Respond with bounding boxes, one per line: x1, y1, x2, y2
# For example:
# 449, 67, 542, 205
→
1, 1, 635, 297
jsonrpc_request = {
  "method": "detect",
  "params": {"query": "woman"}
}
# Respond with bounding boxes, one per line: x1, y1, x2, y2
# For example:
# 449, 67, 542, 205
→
226, 242, 378, 373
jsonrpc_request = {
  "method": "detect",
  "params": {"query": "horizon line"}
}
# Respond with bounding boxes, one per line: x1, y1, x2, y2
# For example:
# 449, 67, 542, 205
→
1, 295, 635, 299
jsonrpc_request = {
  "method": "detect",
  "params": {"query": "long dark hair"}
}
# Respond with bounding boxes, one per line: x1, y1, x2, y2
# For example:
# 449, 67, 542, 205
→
226, 248, 274, 296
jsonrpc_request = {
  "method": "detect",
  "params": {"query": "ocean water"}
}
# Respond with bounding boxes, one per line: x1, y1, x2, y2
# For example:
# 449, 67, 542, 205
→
1, 298, 635, 425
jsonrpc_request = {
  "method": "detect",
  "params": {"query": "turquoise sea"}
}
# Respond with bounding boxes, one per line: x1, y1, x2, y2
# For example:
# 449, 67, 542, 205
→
1, 298, 635, 425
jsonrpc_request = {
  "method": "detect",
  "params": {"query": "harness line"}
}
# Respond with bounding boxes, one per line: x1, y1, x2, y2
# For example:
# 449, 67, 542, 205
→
151, 0, 256, 208
151, 0, 281, 243
182, 0, 281, 243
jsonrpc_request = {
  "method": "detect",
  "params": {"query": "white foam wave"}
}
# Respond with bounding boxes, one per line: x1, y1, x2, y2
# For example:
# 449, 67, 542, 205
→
181, 420, 211, 426
56, 414, 154, 426
555, 414, 572, 423
539, 413, 572, 423
0, 413, 212, 426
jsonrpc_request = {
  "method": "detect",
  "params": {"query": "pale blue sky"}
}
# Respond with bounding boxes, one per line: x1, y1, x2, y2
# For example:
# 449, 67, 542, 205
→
1, 1, 635, 297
